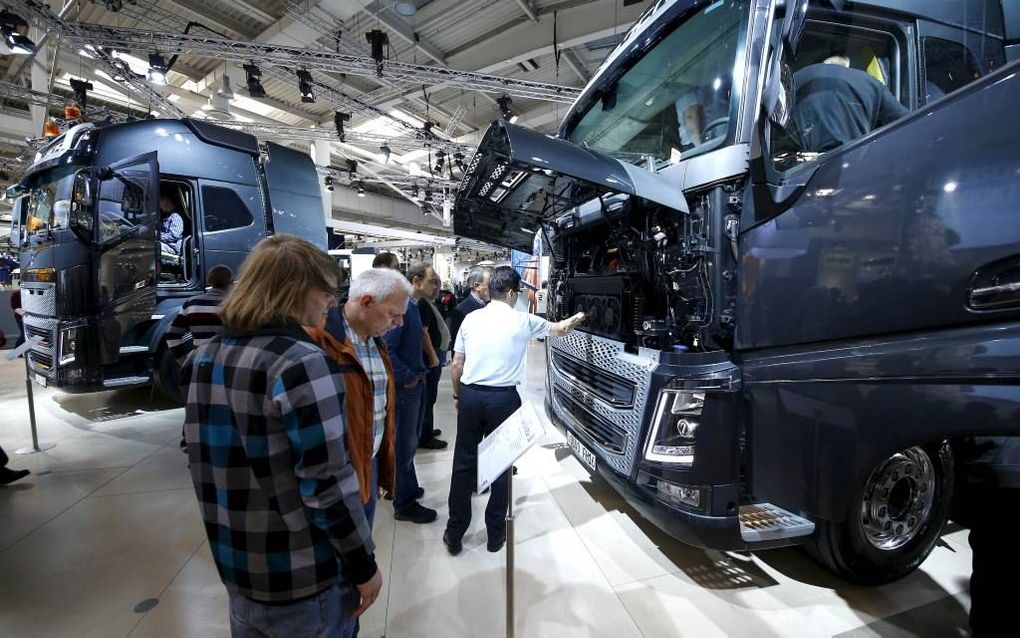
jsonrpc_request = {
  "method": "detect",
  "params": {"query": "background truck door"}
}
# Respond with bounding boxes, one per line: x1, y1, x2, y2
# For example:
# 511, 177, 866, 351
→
93, 152, 159, 365
262, 142, 328, 250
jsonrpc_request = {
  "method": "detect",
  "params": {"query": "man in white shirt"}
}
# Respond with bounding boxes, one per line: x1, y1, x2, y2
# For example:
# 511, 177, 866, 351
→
443, 266, 585, 555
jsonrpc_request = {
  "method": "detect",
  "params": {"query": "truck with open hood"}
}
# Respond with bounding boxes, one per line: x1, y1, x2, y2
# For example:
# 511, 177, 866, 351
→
454, 0, 1020, 583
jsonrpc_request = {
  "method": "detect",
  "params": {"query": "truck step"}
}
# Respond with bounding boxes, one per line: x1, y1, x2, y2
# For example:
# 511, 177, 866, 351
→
739, 503, 815, 542
102, 376, 150, 389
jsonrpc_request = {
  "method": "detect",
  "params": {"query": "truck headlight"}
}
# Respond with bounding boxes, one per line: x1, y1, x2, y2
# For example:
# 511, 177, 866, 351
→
59, 327, 78, 365
645, 389, 704, 464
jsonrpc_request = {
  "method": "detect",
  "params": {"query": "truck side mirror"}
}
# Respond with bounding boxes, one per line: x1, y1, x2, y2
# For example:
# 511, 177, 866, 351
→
70, 169, 95, 242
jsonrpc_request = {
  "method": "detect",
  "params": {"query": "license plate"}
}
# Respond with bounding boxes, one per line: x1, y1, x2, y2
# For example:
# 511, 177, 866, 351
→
566, 431, 597, 472
34, 373, 47, 388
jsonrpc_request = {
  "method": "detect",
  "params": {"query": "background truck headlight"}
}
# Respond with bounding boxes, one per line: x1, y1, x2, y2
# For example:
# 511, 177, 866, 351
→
59, 327, 78, 365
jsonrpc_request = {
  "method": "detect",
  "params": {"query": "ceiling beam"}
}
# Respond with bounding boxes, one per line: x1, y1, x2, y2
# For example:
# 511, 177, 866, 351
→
514, 0, 540, 22
562, 48, 591, 84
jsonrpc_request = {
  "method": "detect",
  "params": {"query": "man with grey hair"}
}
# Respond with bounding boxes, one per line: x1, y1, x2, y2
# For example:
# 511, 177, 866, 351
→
450, 265, 491, 349
308, 267, 413, 530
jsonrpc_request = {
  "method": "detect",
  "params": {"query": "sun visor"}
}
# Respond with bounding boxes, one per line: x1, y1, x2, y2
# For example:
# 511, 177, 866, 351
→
453, 121, 688, 251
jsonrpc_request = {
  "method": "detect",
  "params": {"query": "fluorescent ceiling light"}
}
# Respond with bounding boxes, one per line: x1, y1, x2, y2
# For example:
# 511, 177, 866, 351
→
231, 94, 279, 117
388, 108, 426, 128
352, 115, 404, 137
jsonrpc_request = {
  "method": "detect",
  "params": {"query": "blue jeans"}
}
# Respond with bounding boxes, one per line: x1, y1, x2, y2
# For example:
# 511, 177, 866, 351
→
394, 383, 425, 512
228, 583, 359, 638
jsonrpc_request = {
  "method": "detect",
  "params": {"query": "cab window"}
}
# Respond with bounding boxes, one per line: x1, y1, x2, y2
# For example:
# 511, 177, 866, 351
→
770, 22, 908, 172
922, 37, 982, 103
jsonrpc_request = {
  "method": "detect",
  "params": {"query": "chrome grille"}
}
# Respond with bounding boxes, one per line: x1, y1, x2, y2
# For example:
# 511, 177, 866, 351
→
20, 283, 56, 317
23, 315, 58, 379
553, 388, 626, 453
551, 350, 635, 407
548, 331, 658, 475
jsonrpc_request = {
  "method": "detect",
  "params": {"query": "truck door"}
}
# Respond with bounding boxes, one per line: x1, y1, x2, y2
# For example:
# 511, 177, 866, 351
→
93, 152, 159, 365
262, 142, 328, 250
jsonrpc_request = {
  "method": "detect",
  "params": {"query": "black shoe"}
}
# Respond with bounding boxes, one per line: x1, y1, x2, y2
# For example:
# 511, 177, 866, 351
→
0, 468, 30, 485
420, 438, 448, 450
385, 486, 424, 501
431, 429, 442, 438
443, 531, 462, 556
487, 533, 506, 553
394, 503, 438, 524
512, 465, 518, 475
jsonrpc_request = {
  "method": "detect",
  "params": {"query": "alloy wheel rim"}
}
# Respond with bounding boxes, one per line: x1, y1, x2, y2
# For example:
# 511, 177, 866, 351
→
860, 446, 936, 551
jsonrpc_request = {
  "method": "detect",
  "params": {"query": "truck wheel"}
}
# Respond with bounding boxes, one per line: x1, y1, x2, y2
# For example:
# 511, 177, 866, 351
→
153, 346, 183, 405
808, 442, 954, 585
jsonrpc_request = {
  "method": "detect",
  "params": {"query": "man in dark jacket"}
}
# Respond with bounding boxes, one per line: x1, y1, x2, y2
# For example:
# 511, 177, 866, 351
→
414, 268, 449, 451
381, 262, 437, 524
790, 54, 908, 153
449, 265, 491, 348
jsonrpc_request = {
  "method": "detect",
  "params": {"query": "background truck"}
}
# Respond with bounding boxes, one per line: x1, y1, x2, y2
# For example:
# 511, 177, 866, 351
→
7, 118, 327, 397
454, 0, 1020, 583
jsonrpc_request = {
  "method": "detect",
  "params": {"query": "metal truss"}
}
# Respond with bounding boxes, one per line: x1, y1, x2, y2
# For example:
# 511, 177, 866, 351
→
12, 0, 581, 103
217, 119, 469, 154
0, 80, 132, 123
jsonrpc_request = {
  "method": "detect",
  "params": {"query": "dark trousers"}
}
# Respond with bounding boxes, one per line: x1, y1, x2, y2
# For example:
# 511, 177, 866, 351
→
419, 365, 443, 446
969, 487, 1020, 635
364, 456, 379, 530
0, 443, 8, 468
446, 384, 521, 542
394, 383, 425, 512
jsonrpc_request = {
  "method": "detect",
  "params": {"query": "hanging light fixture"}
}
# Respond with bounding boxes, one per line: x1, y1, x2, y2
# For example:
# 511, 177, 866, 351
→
324, 175, 334, 192
334, 111, 351, 142
243, 62, 266, 98
0, 11, 35, 55
147, 52, 168, 85
433, 150, 445, 174
380, 145, 392, 163
296, 69, 315, 103
355, 180, 366, 198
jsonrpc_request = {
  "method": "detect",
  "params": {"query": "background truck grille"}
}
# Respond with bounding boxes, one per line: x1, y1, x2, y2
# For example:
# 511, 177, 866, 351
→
24, 324, 52, 348
552, 350, 635, 407
23, 315, 58, 379
21, 284, 57, 317
30, 350, 54, 371
553, 388, 626, 453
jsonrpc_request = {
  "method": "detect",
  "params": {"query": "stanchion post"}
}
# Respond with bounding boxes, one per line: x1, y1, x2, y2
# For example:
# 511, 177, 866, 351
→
13, 339, 55, 454
506, 469, 515, 638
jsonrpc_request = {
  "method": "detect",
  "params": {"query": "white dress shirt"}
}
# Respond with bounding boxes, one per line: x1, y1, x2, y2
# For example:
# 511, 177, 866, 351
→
455, 300, 551, 387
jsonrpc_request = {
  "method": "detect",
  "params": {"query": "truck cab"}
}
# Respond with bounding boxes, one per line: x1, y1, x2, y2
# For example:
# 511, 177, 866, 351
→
8, 118, 326, 395
454, 0, 1020, 583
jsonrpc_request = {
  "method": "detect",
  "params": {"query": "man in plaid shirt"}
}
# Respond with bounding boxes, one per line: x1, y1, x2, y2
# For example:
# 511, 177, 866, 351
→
182, 235, 380, 636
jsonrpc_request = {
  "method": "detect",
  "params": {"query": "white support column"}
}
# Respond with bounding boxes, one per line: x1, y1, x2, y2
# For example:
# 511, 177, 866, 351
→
311, 139, 333, 223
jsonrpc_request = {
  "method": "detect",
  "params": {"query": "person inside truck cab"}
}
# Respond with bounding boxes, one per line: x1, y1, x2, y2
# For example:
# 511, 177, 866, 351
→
159, 194, 185, 276
789, 53, 908, 153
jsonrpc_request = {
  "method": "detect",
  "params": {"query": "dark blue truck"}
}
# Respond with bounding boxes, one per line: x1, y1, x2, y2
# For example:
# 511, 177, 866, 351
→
8, 118, 326, 398
454, 0, 1020, 583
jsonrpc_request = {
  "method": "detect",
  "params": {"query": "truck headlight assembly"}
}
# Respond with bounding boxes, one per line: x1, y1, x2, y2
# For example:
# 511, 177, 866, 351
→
59, 327, 78, 365
645, 390, 704, 464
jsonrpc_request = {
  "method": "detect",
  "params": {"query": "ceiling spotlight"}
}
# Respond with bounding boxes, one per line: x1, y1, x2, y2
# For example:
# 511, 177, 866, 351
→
147, 52, 168, 85
243, 62, 266, 98
453, 152, 467, 173
366, 29, 388, 75
380, 145, 392, 163
334, 111, 351, 142
355, 180, 366, 197
344, 158, 358, 177
433, 150, 445, 174
497, 95, 514, 120
324, 175, 334, 192
393, 2, 417, 17
424, 183, 433, 201
0, 11, 35, 55
296, 69, 315, 103
411, 183, 420, 201
205, 75, 234, 120
69, 78, 93, 113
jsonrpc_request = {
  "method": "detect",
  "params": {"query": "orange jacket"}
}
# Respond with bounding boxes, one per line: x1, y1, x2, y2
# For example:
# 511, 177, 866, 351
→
305, 324, 397, 504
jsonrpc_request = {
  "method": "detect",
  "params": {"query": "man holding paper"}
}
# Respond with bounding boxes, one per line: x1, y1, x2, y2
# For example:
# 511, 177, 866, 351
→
444, 266, 585, 555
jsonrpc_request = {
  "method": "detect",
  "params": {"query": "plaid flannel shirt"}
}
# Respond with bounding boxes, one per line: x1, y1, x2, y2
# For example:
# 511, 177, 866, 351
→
182, 321, 376, 603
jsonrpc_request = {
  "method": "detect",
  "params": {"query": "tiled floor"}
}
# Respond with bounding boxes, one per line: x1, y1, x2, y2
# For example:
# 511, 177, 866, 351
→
0, 344, 973, 637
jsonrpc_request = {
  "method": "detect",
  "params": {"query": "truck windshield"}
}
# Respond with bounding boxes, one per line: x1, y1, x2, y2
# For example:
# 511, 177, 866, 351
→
24, 169, 75, 235
566, 0, 749, 164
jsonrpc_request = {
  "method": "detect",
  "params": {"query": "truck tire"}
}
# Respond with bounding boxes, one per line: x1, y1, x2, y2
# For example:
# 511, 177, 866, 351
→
807, 442, 954, 585
153, 346, 184, 405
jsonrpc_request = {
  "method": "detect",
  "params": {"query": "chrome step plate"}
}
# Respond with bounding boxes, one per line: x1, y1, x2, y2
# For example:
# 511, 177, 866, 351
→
739, 503, 815, 542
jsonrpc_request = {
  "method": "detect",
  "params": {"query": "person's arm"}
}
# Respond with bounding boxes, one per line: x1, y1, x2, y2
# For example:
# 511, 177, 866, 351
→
382, 322, 418, 386
547, 311, 586, 338
272, 354, 382, 611
451, 352, 465, 408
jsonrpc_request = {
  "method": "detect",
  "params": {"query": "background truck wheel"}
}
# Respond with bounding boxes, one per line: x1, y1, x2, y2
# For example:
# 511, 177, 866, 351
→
807, 442, 954, 585
153, 346, 183, 405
